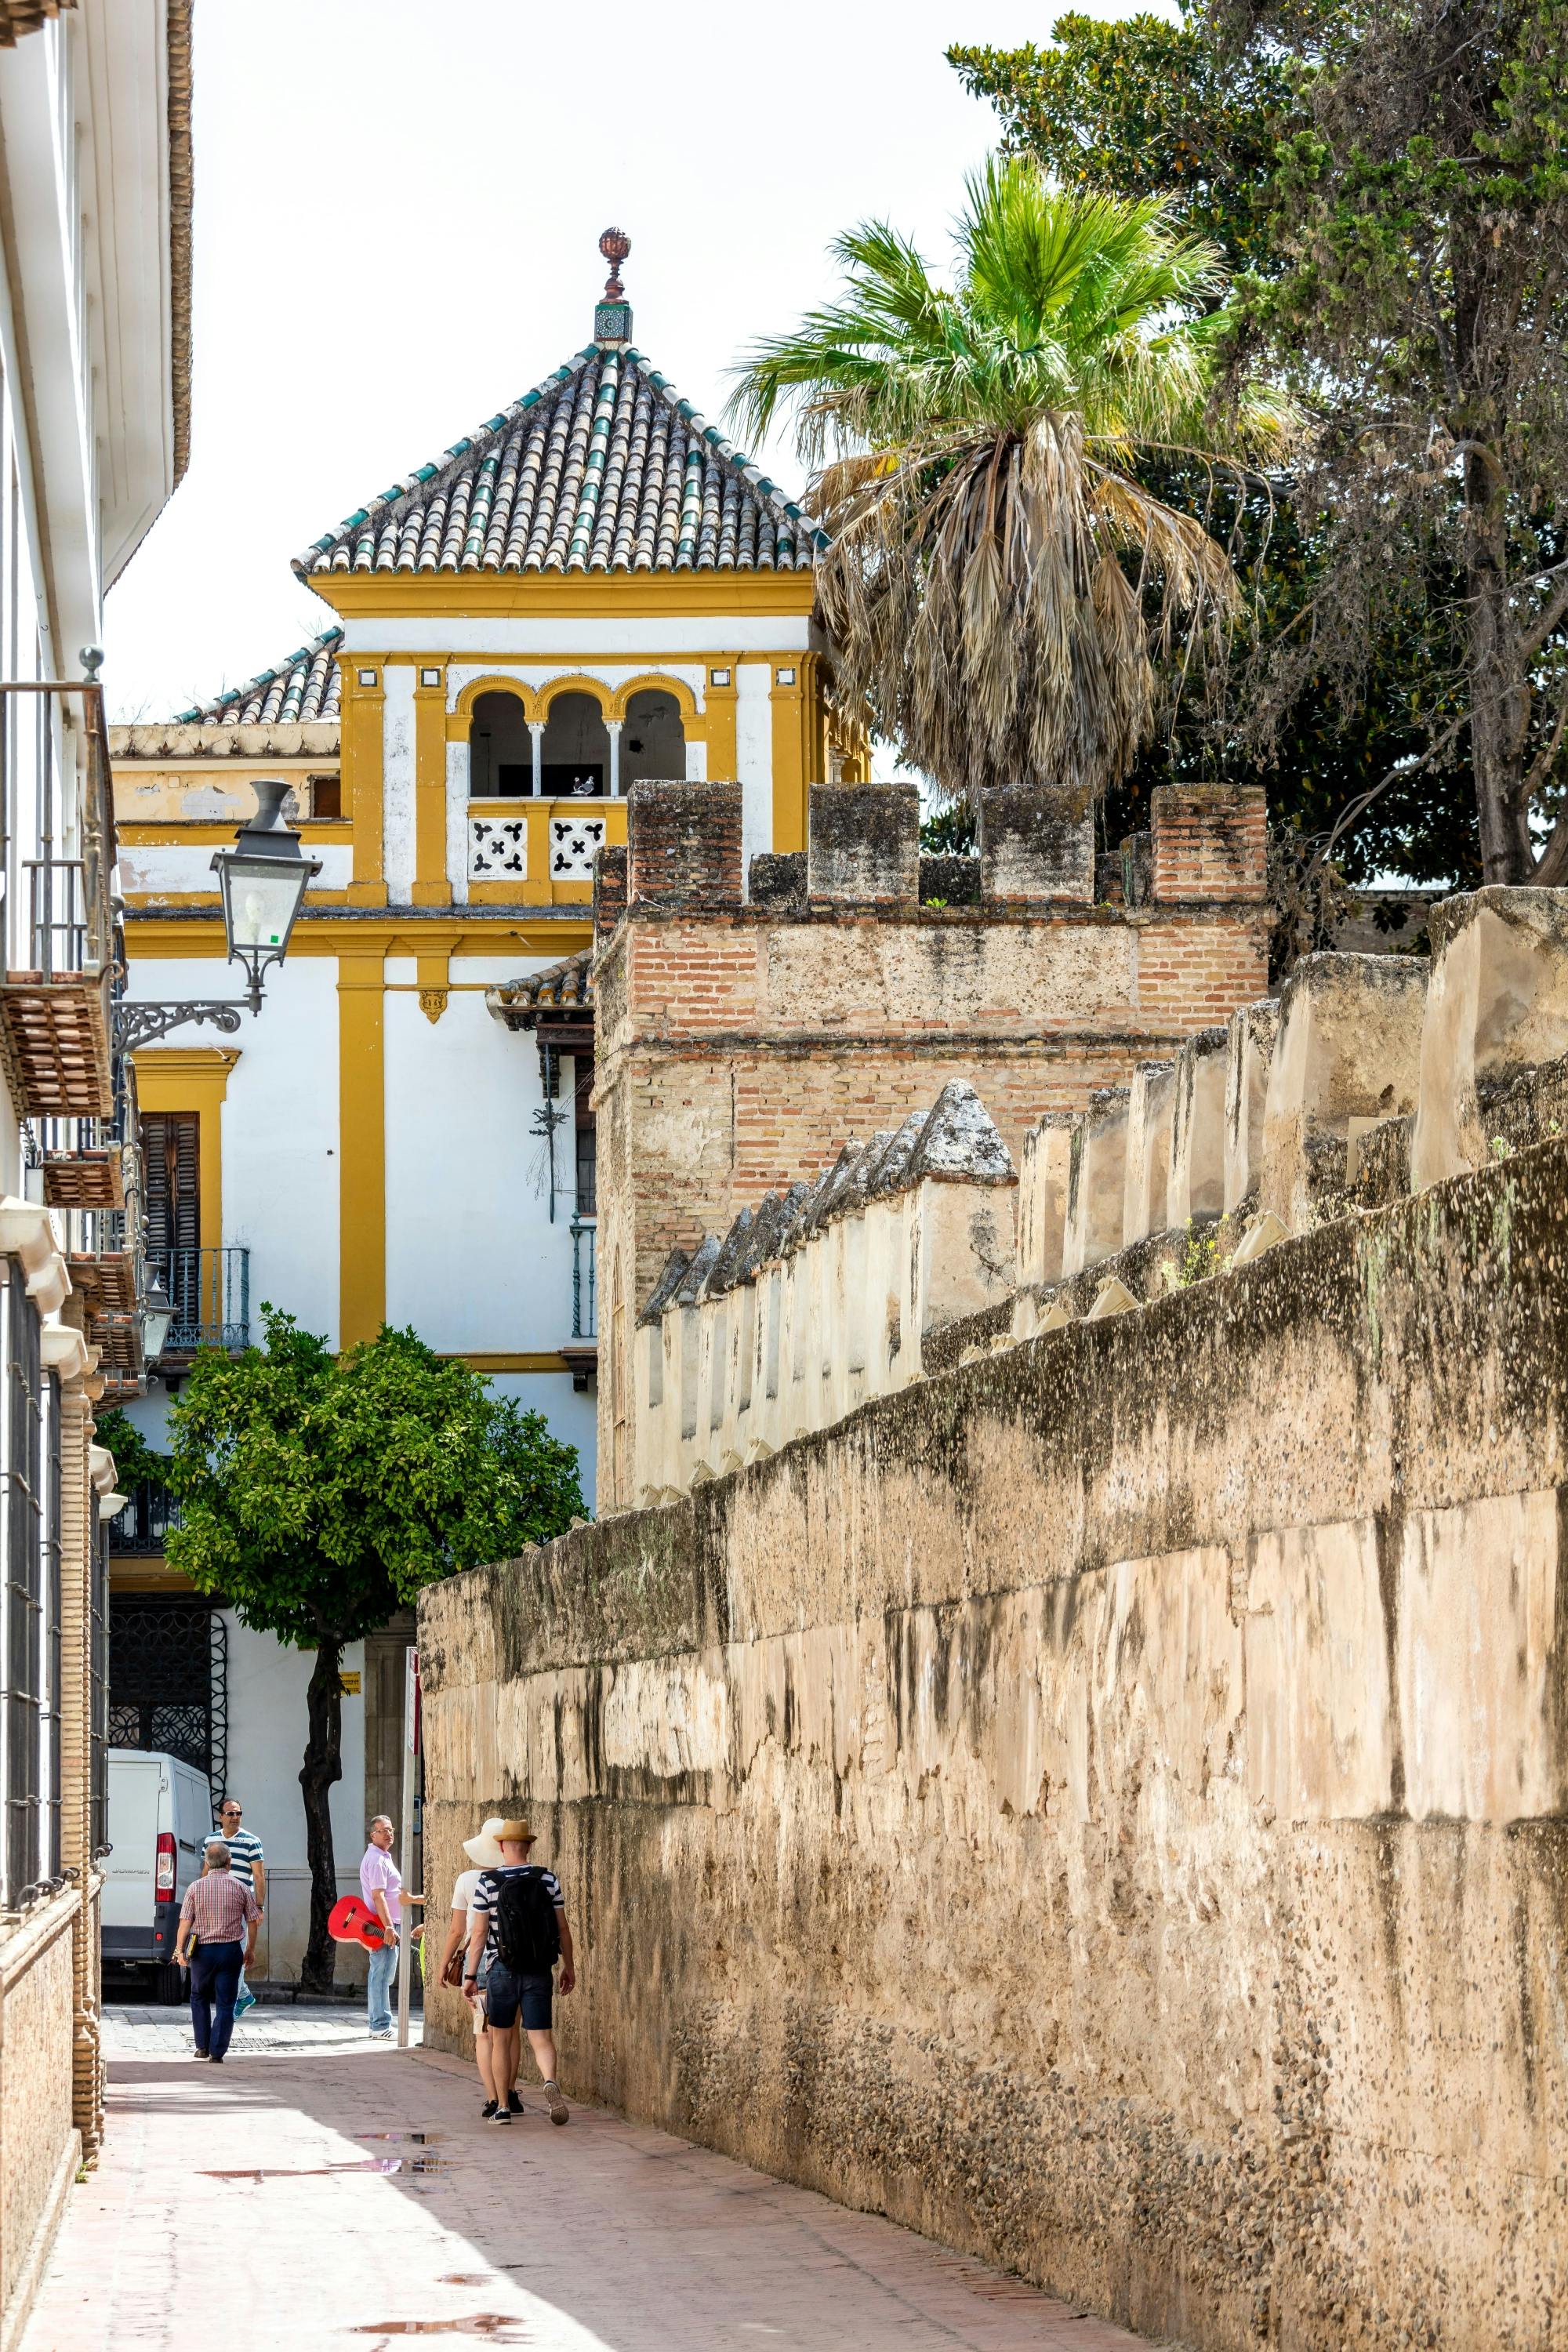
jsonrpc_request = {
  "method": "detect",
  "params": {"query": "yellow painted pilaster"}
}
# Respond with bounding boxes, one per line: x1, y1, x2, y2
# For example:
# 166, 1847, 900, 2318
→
412, 670, 452, 908
769, 662, 808, 851
340, 663, 387, 907
702, 659, 739, 779
132, 1047, 241, 1254
338, 946, 387, 1346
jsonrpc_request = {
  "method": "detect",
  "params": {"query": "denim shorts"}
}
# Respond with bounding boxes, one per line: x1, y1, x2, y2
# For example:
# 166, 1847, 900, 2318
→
483, 1958, 552, 2031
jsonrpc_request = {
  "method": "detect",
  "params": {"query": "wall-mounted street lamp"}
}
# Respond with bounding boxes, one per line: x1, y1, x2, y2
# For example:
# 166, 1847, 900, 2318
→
114, 782, 323, 1054
138, 1273, 173, 1363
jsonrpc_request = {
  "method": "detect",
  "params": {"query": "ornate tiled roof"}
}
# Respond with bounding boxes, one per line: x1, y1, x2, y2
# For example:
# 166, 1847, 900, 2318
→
174, 628, 342, 725
294, 347, 824, 579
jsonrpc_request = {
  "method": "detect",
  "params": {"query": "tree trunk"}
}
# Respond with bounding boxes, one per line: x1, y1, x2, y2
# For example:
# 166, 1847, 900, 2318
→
1464, 458, 1536, 883
299, 1638, 343, 1994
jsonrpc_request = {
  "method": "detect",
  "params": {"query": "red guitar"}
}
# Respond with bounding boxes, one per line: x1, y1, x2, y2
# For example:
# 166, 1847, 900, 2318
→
328, 1895, 390, 1951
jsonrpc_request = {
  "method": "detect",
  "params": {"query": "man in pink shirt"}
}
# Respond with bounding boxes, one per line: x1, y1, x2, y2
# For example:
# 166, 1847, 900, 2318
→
359, 1815, 403, 2037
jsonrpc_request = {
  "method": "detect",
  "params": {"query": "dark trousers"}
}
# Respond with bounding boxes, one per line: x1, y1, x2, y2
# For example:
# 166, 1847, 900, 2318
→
190, 1939, 245, 2058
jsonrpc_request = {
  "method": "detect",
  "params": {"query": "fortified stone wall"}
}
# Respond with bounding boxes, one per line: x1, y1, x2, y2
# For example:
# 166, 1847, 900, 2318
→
421, 1119, 1568, 2352
593, 777, 1269, 1506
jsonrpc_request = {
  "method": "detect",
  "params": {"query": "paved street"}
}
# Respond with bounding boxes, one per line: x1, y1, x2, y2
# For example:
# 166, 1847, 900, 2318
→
22, 2005, 1162, 2351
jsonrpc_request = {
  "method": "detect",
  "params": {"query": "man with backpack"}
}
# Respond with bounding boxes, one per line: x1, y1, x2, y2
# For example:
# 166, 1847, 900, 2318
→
462, 1819, 575, 2126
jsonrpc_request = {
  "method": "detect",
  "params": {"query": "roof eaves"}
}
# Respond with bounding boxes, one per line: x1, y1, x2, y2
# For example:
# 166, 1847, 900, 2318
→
174, 625, 343, 724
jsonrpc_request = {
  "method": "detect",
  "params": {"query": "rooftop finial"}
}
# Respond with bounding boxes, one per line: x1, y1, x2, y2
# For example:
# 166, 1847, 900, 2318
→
596, 228, 632, 346
599, 227, 630, 300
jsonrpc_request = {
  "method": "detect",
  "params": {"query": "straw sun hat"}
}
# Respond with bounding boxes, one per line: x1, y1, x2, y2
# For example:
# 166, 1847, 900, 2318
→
462, 1817, 535, 1867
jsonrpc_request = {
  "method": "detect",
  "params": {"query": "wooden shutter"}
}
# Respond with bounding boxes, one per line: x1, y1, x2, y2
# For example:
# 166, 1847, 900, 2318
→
141, 1113, 201, 1259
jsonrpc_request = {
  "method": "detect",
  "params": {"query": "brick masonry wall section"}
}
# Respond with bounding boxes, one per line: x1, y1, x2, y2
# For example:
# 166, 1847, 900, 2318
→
1151, 783, 1268, 904
978, 782, 1094, 903
420, 1138, 1568, 2352
808, 782, 920, 904
591, 888, 1270, 1501
627, 780, 742, 908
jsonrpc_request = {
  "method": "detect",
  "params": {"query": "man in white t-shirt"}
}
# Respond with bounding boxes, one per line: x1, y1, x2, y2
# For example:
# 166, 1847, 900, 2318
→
434, 1817, 515, 2118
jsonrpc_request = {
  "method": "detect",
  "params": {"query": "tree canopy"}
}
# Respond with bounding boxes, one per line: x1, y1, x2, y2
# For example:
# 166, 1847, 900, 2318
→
949, 0, 1568, 888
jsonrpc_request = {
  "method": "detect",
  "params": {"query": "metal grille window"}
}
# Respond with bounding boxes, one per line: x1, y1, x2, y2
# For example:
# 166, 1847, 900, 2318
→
107, 1599, 227, 1800
0, 1261, 48, 1904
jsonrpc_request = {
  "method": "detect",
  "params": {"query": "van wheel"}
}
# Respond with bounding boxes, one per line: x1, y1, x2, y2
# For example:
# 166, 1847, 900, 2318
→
154, 1963, 184, 2006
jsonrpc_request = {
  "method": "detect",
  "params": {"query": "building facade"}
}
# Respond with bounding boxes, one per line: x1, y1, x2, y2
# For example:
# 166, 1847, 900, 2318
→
105, 264, 863, 1980
0, 3, 190, 2340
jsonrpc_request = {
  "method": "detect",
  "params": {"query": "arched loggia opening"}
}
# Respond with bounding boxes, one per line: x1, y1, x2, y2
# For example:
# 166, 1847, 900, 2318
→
468, 691, 532, 795
540, 691, 610, 796
620, 688, 687, 786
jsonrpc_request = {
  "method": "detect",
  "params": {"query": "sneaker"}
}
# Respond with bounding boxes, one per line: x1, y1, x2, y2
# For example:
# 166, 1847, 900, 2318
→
506, 2090, 523, 2114
542, 2080, 568, 2126
368, 2028, 394, 2040
481, 2100, 498, 2120
234, 1991, 256, 2017
495, 2106, 511, 2126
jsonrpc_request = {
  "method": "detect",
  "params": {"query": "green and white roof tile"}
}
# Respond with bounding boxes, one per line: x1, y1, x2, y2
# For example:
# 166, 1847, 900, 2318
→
176, 627, 343, 725
293, 347, 825, 579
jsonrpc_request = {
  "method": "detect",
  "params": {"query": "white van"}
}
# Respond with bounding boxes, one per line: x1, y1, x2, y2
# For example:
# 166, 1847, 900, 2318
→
102, 1749, 214, 2002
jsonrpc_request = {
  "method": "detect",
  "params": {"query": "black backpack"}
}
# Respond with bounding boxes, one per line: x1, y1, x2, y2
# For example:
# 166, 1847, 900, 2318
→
485, 1867, 561, 1975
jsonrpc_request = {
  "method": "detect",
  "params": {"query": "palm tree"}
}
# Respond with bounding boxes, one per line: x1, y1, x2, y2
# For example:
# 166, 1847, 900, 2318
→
729, 158, 1290, 803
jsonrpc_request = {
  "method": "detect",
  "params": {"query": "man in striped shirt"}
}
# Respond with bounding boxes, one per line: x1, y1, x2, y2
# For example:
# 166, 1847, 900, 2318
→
173, 1839, 260, 2062
216, 1798, 265, 2016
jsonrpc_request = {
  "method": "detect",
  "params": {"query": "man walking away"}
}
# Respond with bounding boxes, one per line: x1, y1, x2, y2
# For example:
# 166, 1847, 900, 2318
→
174, 1838, 260, 2063
463, 1819, 575, 2126
437, 1817, 511, 2116
216, 1797, 265, 2018
360, 1814, 408, 2038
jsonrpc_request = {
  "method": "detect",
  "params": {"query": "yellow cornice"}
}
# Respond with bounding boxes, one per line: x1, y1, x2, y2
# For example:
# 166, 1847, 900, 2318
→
129, 1046, 241, 1083
124, 913, 592, 959
306, 572, 818, 621
118, 820, 353, 847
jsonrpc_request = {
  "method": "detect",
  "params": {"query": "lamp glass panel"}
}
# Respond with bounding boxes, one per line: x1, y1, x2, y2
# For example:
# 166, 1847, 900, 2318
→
222, 856, 307, 951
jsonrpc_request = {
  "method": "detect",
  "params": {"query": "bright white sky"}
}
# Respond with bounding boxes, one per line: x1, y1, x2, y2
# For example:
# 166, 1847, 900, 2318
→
103, 0, 1153, 724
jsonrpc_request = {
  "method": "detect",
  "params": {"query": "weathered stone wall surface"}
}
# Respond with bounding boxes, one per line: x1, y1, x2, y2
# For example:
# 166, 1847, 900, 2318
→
0, 1891, 80, 2343
423, 1138, 1568, 2352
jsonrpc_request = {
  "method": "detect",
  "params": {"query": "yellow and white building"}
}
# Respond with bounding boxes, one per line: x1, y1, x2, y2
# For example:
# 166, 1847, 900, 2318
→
107, 267, 858, 1976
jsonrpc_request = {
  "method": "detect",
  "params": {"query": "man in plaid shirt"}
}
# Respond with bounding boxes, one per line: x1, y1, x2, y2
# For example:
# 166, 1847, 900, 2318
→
173, 1839, 260, 2063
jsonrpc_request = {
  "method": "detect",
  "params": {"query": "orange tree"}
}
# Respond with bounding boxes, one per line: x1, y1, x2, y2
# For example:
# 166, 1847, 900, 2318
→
164, 1310, 583, 1990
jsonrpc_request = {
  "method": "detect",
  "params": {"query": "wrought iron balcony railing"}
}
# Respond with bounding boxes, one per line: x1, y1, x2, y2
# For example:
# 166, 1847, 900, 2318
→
146, 1246, 251, 1355
570, 1217, 597, 1341
108, 1479, 183, 1556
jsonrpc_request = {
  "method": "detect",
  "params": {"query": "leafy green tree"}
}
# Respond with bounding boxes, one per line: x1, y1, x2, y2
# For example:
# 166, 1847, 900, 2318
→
730, 159, 1287, 805
948, 10, 1294, 276
165, 1311, 583, 1990
1228, 0, 1568, 882
93, 1406, 172, 1493
947, 7, 1494, 892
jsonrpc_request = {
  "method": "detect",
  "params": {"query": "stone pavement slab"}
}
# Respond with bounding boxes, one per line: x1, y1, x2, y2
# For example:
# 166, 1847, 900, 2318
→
24, 2005, 1167, 2352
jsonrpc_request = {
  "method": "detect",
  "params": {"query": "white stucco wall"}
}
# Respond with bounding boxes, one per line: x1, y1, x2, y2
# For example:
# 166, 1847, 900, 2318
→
128, 951, 342, 1347
120, 844, 354, 895
382, 663, 416, 906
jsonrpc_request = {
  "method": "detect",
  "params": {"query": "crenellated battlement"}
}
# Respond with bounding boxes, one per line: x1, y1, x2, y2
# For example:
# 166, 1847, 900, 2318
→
592, 775, 1275, 1506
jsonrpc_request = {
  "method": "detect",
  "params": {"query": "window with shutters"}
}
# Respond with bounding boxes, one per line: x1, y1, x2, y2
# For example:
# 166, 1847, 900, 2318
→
142, 1112, 201, 1260
142, 1112, 201, 1338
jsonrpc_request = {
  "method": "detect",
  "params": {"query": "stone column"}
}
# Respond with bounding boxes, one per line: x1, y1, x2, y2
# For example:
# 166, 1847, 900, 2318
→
528, 723, 544, 797
606, 720, 622, 797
